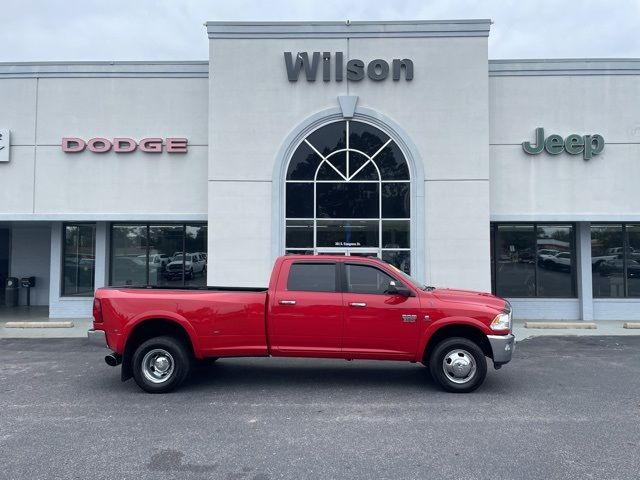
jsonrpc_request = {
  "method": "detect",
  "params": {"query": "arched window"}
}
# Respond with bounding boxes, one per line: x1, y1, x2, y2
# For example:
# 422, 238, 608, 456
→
284, 120, 411, 273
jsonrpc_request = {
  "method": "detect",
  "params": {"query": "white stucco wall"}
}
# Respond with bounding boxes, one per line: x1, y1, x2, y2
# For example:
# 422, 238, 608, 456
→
489, 74, 640, 220
0, 75, 209, 219
208, 38, 349, 286
208, 25, 491, 291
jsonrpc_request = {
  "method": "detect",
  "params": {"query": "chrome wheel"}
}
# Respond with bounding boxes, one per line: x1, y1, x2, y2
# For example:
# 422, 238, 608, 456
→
142, 349, 175, 384
442, 348, 477, 384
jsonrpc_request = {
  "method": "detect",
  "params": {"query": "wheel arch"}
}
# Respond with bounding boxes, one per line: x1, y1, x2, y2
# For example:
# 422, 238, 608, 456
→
421, 320, 493, 364
121, 315, 201, 382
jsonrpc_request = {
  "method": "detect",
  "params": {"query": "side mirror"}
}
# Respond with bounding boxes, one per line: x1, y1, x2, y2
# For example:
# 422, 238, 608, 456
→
387, 281, 412, 297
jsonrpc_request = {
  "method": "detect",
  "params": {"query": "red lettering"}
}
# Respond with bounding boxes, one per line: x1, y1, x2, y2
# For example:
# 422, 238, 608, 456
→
139, 138, 163, 153
61, 137, 189, 154
87, 138, 112, 153
62, 137, 86, 153
166, 138, 188, 153
113, 137, 136, 153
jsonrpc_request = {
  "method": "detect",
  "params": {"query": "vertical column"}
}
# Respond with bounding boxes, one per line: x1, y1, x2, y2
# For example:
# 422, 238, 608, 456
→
577, 221, 593, 321
49, 222, 62, 309
94, 222, 109, 289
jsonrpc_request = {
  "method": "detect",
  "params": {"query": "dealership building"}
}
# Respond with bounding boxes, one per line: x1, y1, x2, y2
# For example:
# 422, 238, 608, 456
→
0, 20, 639, 320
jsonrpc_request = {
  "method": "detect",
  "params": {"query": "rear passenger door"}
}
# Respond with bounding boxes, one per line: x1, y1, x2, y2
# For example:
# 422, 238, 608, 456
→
269, 261, 343, 356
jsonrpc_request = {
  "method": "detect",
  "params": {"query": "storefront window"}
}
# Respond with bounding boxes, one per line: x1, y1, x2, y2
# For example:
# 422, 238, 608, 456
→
494, 224, 536, 297
110, 224, 207, 287
492, 223, 576, 298
62, 224, 96, 296
591, 224, 640, 298
536, 225, 574, 297
284, 120, 411, 273
111, 225, 147, 286
184, 225, 208, 287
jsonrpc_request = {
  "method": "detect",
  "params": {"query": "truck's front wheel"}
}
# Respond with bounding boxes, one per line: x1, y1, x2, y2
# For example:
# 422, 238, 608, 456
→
429, 337, 487, 393
132, 336, 192, 393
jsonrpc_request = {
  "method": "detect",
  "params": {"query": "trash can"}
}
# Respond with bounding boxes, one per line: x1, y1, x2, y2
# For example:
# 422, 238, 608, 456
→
5, 277, 19, 307
20, 276, 36, 307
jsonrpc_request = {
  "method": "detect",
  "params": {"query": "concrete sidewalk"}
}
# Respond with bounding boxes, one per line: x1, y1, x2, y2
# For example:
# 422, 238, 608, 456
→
512, 319, 640, 340
0, 319, 92, 338
0, 306, 92, 339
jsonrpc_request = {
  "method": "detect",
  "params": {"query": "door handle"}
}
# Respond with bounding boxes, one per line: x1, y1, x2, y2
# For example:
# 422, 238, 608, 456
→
349, 302, 367, 308
279, 300, 296, 305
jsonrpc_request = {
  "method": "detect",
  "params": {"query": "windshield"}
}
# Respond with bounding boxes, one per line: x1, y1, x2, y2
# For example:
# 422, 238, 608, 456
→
384, 262, 431, 291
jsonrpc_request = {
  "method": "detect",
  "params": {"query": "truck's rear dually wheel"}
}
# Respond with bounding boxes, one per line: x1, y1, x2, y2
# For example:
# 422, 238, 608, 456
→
132, 336, 192, 393
429, 337, 487, 393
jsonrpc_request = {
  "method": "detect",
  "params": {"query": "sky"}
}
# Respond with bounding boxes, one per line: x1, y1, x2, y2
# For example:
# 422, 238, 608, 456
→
1, 0, 639, 62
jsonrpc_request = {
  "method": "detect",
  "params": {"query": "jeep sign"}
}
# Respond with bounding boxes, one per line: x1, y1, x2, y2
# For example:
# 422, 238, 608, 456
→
522, 127, 604, 160
522, 128, 604, 160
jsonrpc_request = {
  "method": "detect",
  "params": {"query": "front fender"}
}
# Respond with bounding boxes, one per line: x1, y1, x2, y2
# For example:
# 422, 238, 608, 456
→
417, 316, 492, 360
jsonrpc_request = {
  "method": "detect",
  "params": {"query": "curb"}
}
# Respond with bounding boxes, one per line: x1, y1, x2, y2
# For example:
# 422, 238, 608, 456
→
5, 321, 75, 329
523, 322, 597, 329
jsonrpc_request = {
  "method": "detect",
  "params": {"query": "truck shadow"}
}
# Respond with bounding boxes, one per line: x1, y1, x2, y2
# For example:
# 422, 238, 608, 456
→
183, 358, 441, 393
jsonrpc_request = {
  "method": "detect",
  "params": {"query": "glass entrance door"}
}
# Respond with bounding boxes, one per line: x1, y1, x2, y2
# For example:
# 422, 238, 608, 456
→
316, 248, 380, 258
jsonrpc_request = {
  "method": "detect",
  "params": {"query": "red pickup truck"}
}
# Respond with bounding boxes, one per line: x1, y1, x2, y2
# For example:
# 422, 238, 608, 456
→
88, 255, 514, 393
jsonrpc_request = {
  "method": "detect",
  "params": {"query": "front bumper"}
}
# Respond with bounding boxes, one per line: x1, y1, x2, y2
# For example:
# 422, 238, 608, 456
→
87, 328, 108, 348
487, 333, 516, 365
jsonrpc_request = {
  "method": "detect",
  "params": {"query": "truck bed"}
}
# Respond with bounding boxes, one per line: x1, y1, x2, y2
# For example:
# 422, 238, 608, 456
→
96, 286, 269, 357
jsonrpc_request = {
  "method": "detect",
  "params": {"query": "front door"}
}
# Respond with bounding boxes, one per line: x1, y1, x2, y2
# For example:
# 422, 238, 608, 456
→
341, 262, 421, 359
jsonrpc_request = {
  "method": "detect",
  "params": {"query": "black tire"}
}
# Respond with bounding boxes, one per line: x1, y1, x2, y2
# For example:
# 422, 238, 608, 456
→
131, 336, 192, 393
187, 268, 194, 280
428, 337, 487, 393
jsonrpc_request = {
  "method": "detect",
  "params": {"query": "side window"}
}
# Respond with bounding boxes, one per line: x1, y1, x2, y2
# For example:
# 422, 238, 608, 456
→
345, 264, 398, 295
287, 263, 336, 292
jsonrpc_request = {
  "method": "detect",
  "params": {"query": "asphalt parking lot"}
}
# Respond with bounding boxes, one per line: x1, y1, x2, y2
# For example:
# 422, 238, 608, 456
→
1, 336, 639, 480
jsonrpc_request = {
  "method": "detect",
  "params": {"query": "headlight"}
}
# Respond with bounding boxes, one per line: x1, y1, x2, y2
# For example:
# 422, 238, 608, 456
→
491, 312, 511, 331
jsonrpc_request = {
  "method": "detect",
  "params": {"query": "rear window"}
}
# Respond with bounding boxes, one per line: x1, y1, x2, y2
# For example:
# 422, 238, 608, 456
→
287, 263, 336, 292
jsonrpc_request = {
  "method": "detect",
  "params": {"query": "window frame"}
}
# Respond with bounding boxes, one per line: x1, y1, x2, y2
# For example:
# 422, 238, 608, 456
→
109, 222, 207, 288
490, 222, 577, 298
342, 262, 403, 296
284, 119, 412, 273
61, 222, 97, 297
591, 222, 640, 298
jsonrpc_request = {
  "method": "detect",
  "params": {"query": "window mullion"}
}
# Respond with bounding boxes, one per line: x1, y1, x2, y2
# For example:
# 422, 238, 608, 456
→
623, 224, 628, 297
532, 224, 538, 296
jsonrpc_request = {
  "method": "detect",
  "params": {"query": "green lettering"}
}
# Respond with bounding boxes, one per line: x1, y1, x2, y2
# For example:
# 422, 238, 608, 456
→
583, 134, 605, 160
522, 127, 545, 154
565, 134, 584, 155
545, 134, 564, 155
